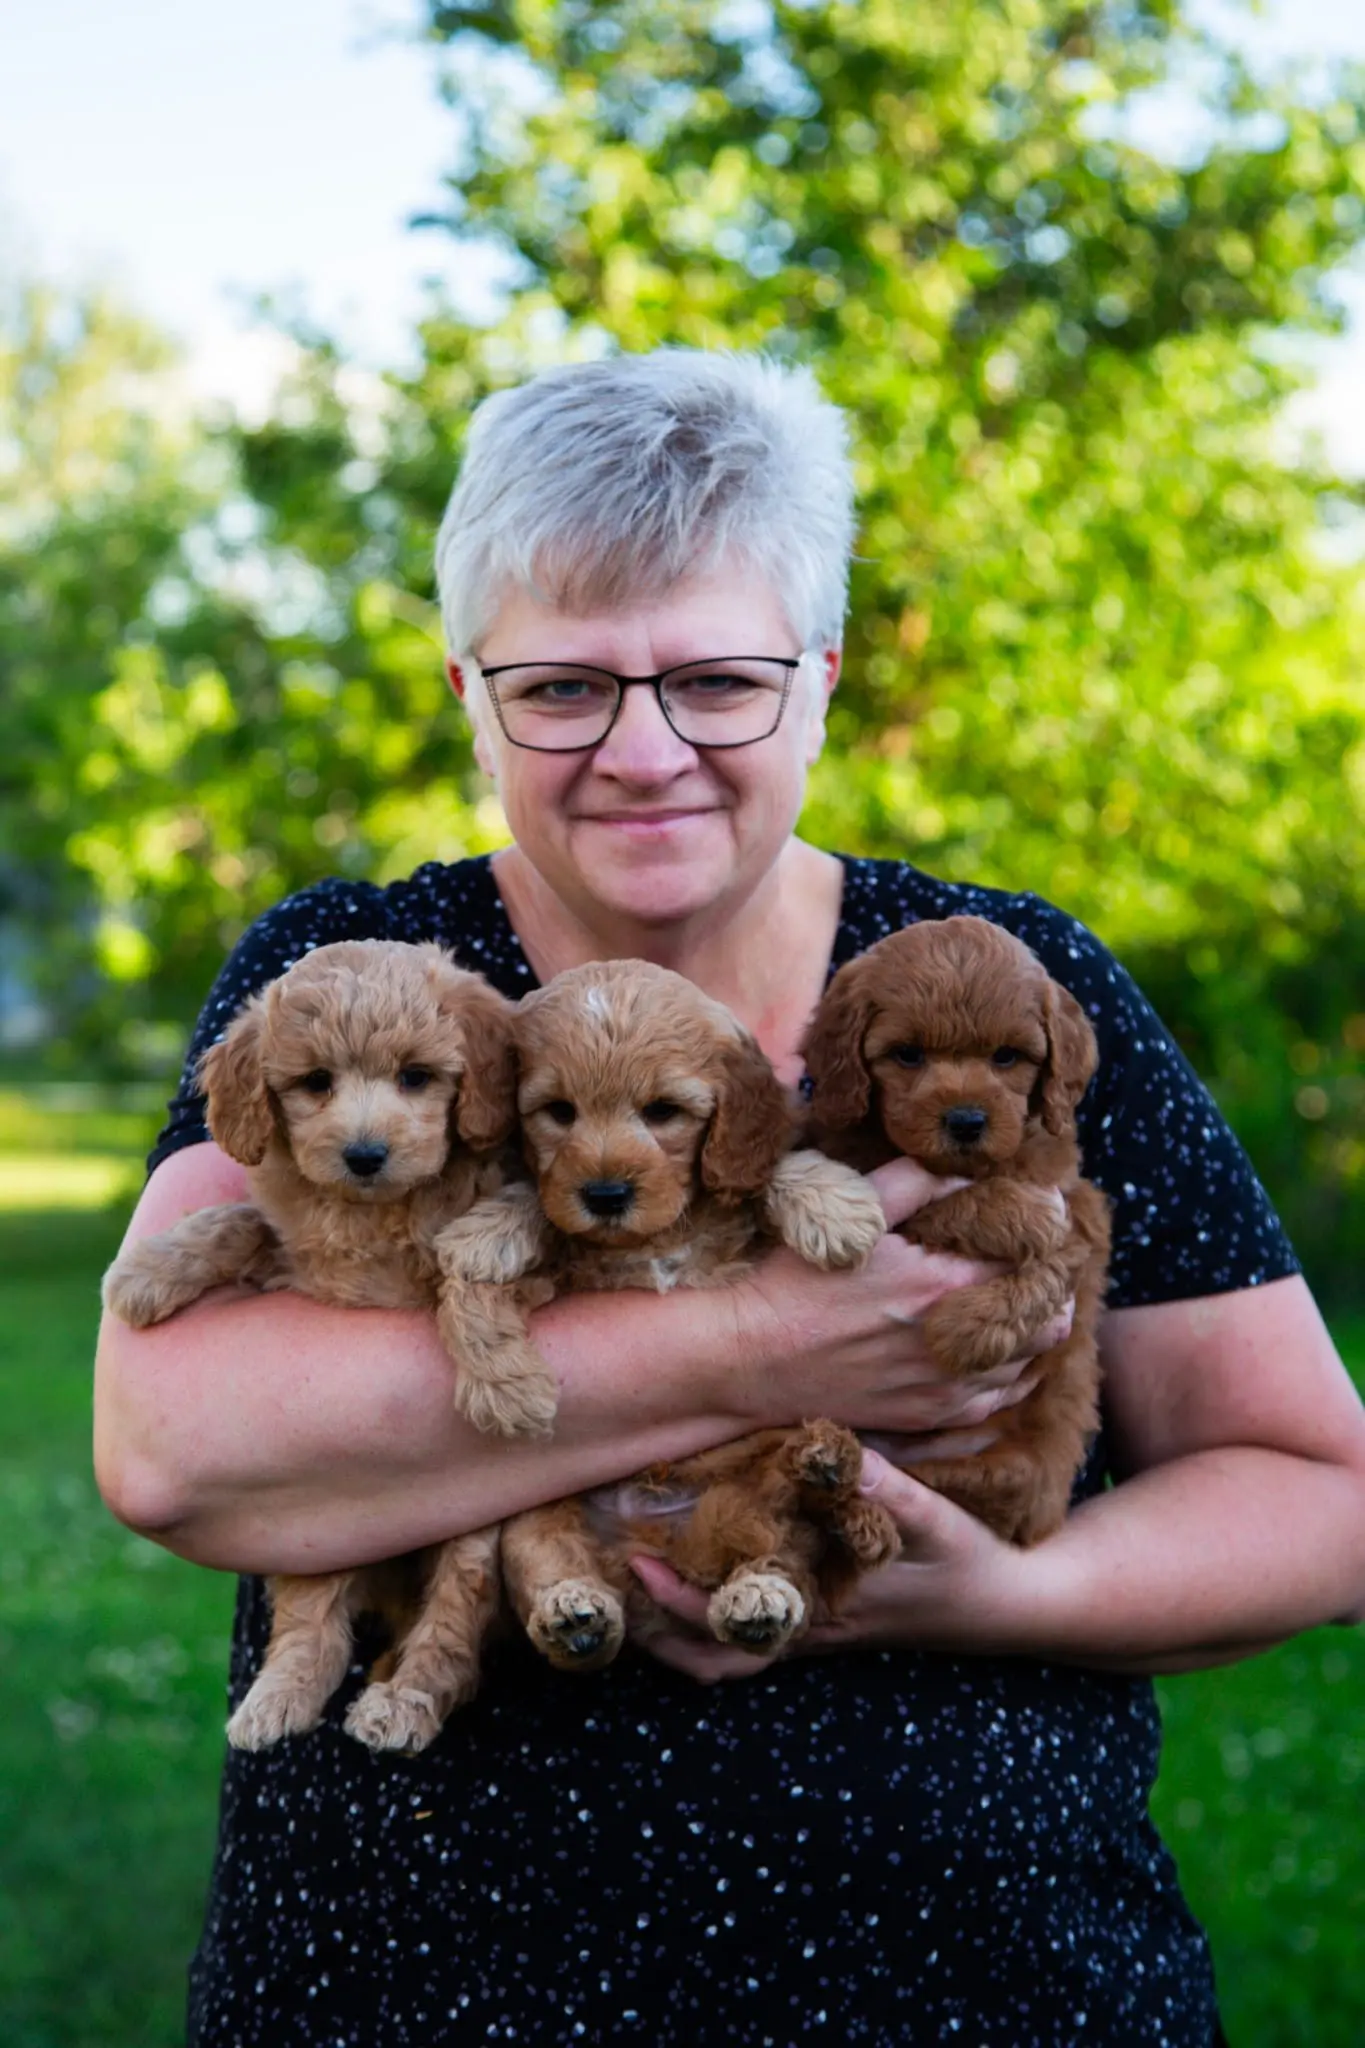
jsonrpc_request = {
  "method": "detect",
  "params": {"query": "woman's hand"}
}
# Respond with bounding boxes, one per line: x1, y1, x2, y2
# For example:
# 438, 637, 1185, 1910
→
629, 1448, 1033, 1683
731, 1156, 1070, 1438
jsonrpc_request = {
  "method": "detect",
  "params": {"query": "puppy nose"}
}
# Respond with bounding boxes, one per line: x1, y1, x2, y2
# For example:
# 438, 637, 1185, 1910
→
343, 1140, 389, 1178
580, 1180, 635, 1219
943, 1107, 988, 1144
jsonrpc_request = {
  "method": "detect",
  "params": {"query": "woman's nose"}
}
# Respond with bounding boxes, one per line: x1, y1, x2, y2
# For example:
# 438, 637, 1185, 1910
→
590, 682, 697, 778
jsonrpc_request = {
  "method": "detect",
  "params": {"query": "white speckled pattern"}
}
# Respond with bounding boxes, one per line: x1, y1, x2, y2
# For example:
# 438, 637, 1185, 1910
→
154, 855, 1282, 2045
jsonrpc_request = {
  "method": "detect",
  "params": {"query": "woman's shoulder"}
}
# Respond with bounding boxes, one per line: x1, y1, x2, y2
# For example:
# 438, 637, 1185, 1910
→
835, 856, 1119, 1002
213, 855, 532, 1007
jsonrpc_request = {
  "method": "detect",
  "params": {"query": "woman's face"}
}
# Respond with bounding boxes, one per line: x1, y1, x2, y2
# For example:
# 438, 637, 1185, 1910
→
451, 562, 838, 933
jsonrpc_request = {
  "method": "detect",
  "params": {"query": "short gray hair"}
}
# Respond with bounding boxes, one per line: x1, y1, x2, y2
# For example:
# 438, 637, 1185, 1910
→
434, 349, 855, 659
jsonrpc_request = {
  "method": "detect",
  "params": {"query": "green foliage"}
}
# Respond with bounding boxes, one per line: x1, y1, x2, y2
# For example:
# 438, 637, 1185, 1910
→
3, 1, 1363, 1287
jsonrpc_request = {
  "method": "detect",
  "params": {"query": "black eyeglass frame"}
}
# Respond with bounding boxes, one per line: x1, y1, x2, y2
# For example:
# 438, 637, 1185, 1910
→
475, 654, 804, 753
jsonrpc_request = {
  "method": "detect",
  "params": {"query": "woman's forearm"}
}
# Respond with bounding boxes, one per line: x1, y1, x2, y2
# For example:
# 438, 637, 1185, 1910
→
94, 1283, 760, 1576
835, 1443, 1365, 1676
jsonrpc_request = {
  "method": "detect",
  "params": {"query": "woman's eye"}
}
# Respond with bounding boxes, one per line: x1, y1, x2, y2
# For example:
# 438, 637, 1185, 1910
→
642, 1099, 681, 1125
544, 1100, 577, 1127
991, 1048, 1021, 1069
398, 1066, 433, 1091
299, 1069, 333, 1095
891, 1046, 924, 1068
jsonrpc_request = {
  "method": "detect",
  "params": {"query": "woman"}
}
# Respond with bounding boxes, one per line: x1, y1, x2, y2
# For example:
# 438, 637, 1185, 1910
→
96, 349, 1365, 2046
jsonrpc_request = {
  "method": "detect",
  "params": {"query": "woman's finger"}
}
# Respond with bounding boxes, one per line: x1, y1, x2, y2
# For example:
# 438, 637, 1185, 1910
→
628, 1552, 712, 1629
865, 1157, 970, 1229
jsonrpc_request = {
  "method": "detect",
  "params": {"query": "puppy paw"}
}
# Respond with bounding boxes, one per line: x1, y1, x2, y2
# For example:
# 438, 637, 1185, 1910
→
101, 1249, 180, 1328
789, 1419, 861, 1495
836, 1499, 901, 1571
226, 1677, 326, 1751
525, 1579, 625, 1672
921, 1293, 1024, 1375
344, 1683, 446, 1754
763, 1153, 885, 1270
708, 1572, 805, 1652
456, 1356, 559, 1439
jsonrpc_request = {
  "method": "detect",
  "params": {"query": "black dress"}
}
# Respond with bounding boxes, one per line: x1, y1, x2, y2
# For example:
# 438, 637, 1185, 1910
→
152, 855, 1296, 2047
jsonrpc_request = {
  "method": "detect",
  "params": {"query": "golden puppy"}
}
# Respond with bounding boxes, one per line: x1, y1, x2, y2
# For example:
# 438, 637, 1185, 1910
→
803, 916, 1111, 1546
438, 959, 897, 1669
102, 939, 521, 1753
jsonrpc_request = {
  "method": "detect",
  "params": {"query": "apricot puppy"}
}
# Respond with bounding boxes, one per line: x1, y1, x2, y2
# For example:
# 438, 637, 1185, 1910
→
804, 916, 1111, 1546
102, 939, 520, 1753
437, 958, 897, 1671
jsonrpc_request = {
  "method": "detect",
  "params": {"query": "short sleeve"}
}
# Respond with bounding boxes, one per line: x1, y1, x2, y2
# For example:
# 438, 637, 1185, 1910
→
146, 878, 389, 1175
1009, 897, 1301, 1309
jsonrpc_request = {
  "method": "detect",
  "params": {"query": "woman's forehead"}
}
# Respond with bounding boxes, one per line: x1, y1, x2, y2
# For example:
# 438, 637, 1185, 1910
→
475, 564, 799, 668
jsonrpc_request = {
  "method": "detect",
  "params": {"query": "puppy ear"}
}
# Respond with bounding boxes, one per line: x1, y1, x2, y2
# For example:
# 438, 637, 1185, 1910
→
801, 967, 875, 1130
700, 1035, 797, 1203
198, 1003, 274, 1165
432, 968, 518, 1153
1038, 981, 1098, 1136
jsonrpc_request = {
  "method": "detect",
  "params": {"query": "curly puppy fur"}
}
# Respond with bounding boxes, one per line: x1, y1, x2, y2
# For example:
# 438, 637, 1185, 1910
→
803, 916, 1111, 1547
437, 959, 897, 1670
101, 939, 520, 1752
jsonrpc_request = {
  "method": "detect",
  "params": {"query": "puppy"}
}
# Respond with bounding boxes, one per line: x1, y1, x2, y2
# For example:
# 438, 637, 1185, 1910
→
802, 916, 1111, 1546
102, 939, 521, 1753
439, 959, 898, 1669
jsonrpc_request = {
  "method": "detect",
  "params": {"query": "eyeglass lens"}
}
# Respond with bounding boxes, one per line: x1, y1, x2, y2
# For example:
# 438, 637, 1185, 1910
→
487, 660, 793, 750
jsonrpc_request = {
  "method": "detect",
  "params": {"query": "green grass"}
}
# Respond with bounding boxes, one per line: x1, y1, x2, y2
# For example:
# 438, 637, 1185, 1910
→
1151, 1315, 1365, 2048
1, 1084, 1362, 2044
0, 1205, 235, 2048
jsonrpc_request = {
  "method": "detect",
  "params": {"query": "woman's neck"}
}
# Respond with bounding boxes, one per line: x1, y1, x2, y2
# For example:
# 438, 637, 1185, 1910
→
491, 840, 844, 1080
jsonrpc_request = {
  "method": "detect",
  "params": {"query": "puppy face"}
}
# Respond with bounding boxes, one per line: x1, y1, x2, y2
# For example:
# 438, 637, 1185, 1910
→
199, 941, 516, 1199
804, 917, 1096, 1171
514, 961, 794, 1246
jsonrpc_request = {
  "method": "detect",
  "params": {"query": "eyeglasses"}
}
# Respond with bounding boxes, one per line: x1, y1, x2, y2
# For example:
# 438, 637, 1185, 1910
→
475, 655, 803, 753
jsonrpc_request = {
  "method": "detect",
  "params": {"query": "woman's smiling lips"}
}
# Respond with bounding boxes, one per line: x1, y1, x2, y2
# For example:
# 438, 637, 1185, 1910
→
576, 807, 723, 838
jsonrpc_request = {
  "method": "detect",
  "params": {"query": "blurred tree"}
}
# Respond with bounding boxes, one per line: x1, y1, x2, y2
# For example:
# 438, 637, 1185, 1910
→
4, 1, 1363, 1289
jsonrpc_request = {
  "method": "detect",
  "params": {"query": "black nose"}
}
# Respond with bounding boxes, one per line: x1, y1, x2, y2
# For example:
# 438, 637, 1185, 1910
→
580, 1180, 635, 1219
343, 1141, 389, 1178
943, 1107, 988, 1144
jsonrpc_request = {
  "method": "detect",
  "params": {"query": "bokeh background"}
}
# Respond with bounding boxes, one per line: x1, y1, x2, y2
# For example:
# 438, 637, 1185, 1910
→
1, 2, 1363, 2041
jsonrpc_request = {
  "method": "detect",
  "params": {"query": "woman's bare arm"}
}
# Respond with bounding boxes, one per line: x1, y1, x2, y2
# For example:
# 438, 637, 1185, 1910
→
93, 1145, 1038, 1575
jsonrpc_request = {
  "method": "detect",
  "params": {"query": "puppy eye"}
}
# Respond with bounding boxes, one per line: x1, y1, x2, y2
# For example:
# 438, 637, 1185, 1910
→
398, 1066, 433, 1091
641, 1099, 682, 1125
890, 1046, 924, 1068
991, 1048, 1021, 1068
543, 1100, 577, 1127
298, 1069, 333, 1095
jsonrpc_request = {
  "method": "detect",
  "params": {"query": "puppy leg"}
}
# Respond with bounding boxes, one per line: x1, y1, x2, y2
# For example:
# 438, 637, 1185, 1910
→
784, 1420, 900, 1571
917, 1260, 1074, 1375
102, 1203, 285, 1328
345, 1527, 501, 1754
502, 1501, 628, 1673
436, 1275, 560, 1438
760, 1151, 886, 1269
434, 1187, 560, 1437
226, 1571, 358, 1750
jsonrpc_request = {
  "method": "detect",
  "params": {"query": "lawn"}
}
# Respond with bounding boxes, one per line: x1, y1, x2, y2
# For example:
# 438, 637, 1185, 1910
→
0, 1089, 1362, 2045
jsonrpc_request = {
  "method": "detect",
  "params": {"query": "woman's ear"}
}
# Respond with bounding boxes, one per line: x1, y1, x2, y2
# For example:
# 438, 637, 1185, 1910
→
801, 967, 875, 1130
1038, 981, 1098, 1136
449, 658, 499, 779
429, 964, 519, 1153
804, 646, 841, 765
199, 1004, 274, 1165
700, 1035, 797, 1203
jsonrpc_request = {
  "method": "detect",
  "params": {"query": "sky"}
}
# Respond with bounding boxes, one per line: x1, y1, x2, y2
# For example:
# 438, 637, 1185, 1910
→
2, 0, 1365, 450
